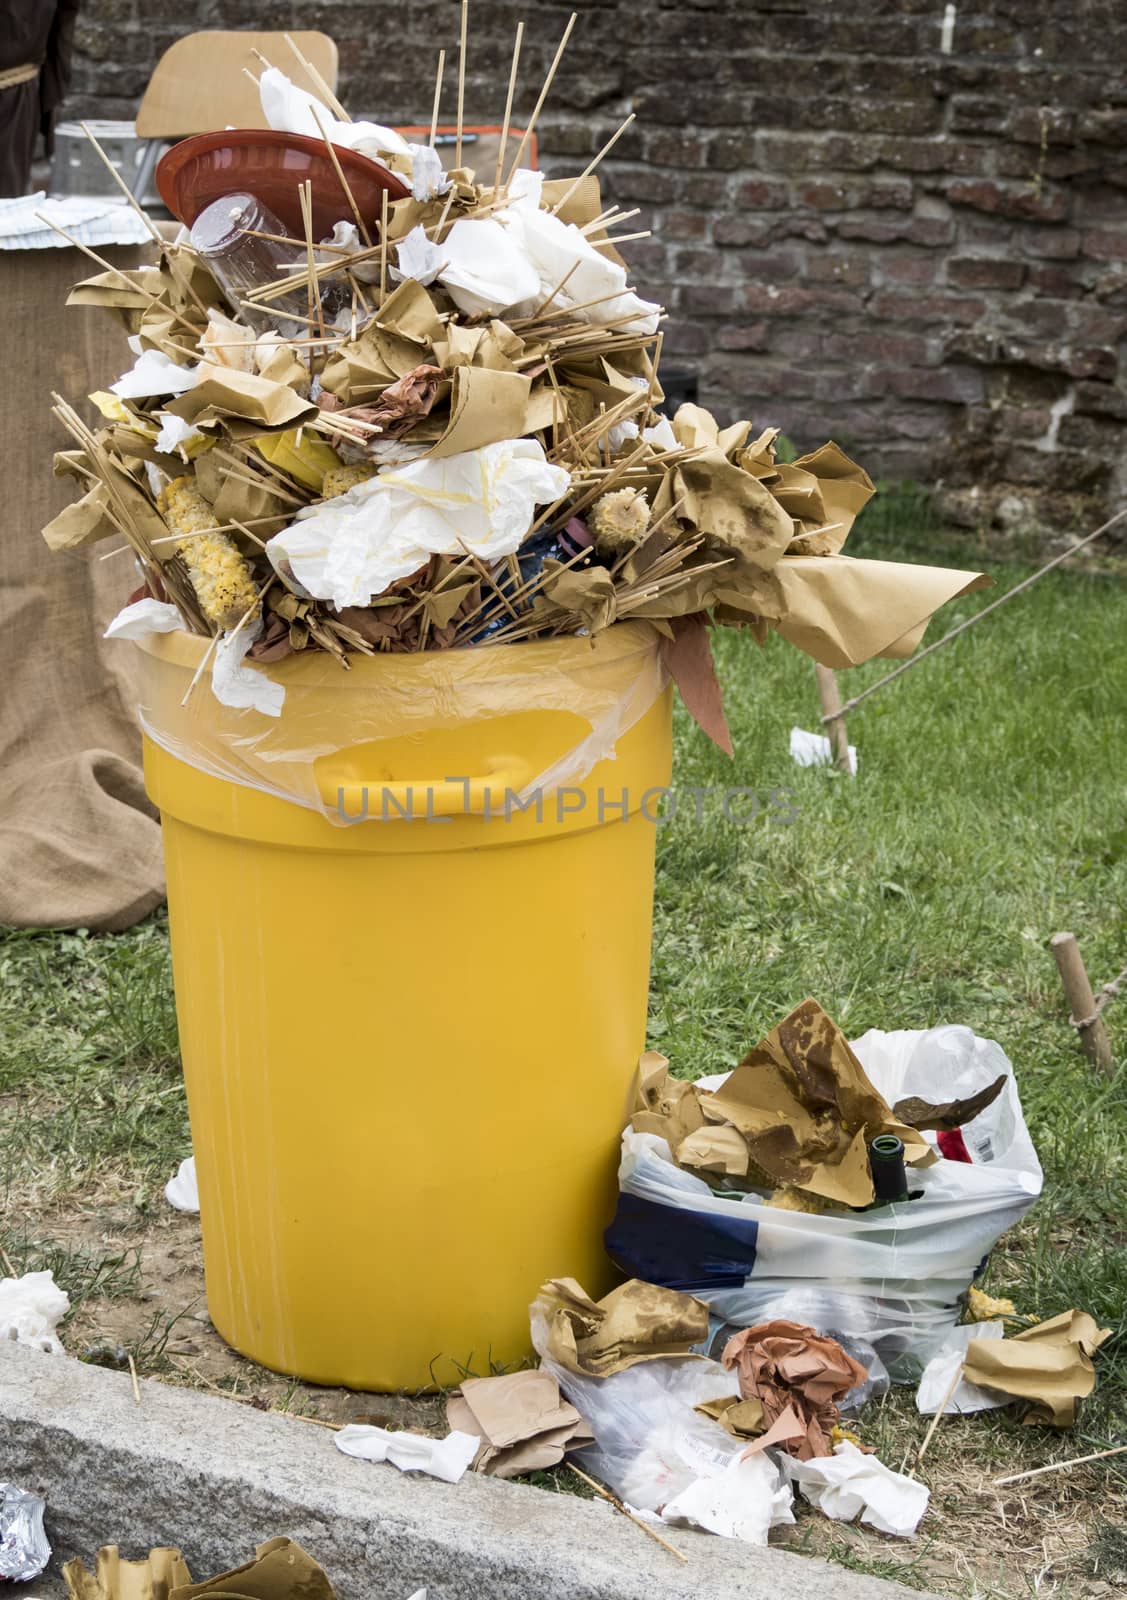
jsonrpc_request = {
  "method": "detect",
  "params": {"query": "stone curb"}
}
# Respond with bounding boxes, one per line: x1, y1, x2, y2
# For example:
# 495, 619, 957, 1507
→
0, 1342, 936, 1599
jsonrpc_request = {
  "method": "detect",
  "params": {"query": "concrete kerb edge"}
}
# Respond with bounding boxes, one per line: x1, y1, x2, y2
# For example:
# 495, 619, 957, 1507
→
0, 1342, 937, 1600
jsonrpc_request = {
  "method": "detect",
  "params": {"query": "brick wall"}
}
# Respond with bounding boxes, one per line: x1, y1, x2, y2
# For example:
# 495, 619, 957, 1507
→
67, 0, 1127, 528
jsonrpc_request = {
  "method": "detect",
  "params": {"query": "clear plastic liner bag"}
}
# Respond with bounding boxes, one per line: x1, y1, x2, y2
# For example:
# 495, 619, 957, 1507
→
530, 1297, 795, 1545
135, 621, 667, 823
606, 1026, 1042, 1380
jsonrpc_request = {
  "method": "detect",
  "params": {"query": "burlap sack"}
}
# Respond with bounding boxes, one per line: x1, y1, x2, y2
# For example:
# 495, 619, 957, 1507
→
0, 244, 165, 930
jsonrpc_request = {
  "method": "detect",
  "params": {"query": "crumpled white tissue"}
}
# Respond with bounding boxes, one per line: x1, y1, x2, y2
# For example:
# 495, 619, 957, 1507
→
662, 1450, 794, 1546
335, 1424, 479, 1484
437, 217, 541, 317
499, 193, 661, 333
782, 1441, 929, 1538
212, 622, 286, 718
790, 725, 858, 775
607, 415, 678, 453
0, 1271, 69, 1356
155, 413, 206, 457
392, 224, 446, 288
406, 142, 450, 203
267, 438, 569, 610
111, 344, 201, 399
165, 1156, 200, 1214
916, 1321, 1008, 1416
259, 67, 409, 163
104, 598, 184, 639
258, 68, 446, 201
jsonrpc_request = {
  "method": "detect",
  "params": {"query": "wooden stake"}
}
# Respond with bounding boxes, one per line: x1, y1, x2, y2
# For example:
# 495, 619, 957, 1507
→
503, 11, 578, 189
995, 1444, 1127, 1486
567, 1465, 688, 1562
429, 49, 446, 146
494, 22, 524, 192
550, 112, 636, 216
455, 0, 469, 169
1050, 933, 1114, 1074
815, 663, 852, 774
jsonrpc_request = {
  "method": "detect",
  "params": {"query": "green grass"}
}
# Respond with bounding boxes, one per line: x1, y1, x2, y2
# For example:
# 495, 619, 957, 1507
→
0, 521, 1124, 1591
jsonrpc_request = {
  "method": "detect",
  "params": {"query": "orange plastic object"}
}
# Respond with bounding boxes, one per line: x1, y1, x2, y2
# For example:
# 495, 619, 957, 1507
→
156, 129, 409, 239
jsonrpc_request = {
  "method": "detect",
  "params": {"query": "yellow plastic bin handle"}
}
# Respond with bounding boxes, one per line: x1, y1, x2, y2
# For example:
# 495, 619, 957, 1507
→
315, 760, 536, 821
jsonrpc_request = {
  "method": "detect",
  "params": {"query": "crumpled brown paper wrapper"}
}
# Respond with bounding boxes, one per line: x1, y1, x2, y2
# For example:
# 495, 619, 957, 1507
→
962, 1309, 1112, 1427
446, 1368, 593, 1476
539, 1275, 708, 1378
723, 1319, 869, 1460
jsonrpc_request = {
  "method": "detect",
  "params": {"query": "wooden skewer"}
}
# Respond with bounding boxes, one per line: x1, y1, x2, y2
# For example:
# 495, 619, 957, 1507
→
908, 1364, 965, 1477
591, 230, 652, 249
503, 11, 578, 189
309, 103, 373, 247
494, 21, 523, 192
380, 189, 390, 303
455, 0, 469, 169
527, 258, 581, 320
550, 112, 636, 216
429, 49, 446, 147
128, 1354, 142, 1405
283, 32, 351, 121
79, 121, 162, 241
995, 1444, 1127, 1486
581, 206, 639, 236
567, 1465, 687, 1562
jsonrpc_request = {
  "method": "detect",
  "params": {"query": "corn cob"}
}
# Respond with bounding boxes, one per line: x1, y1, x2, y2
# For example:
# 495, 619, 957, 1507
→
589, 486, 650, 557
157, 475, 260, 632
322, 463, 377, 499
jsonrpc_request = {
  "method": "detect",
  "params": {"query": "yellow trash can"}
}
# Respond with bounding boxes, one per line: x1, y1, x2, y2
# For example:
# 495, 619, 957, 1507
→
139, 622, 672, 1391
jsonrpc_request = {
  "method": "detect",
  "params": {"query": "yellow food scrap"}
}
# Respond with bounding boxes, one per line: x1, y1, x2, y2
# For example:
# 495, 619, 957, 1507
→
322, 463, 377, 498
157, 475, 259, 632
966, 1285, 1017, 1322
831, 1424, 863, 1448
766, 1186, 829, 1214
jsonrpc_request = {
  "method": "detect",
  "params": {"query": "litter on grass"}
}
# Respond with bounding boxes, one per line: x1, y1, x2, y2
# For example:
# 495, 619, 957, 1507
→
0, 1270, 69, 1355
607, 1005, 1042, 1376
164, 1155, 200, 1213
789, 726, 857, 775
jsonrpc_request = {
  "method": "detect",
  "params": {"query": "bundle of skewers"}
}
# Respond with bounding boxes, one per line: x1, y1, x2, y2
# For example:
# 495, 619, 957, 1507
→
42, 9, 984, 725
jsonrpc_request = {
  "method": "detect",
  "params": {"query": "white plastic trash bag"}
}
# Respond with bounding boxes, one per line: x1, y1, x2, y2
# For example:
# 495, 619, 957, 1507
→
605, 1025, 1042, 1378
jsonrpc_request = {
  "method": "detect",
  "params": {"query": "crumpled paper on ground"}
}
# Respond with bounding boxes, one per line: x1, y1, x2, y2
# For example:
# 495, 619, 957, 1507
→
697, 998, 935, 1207
267, 439, 569, 609
446, 1369, 593, 1477
335, 1423, 480, 1483
661, 1449, 794, 1545
0, 1270, 69, 1355
961, 1309, 1112, 1426
782, 1441, 929, 1537
0, 1483, 51, 1581
165, 1155, 200, 1214
64, 1545, 192, 1600
538, 1277, 709, 1378
790, 725, 857, 775
915, 1322, 1008, 1416
723, 1320, 869, 1460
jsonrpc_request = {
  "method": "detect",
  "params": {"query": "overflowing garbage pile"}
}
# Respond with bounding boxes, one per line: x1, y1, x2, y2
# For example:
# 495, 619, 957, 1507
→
42, 30, 986, 731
